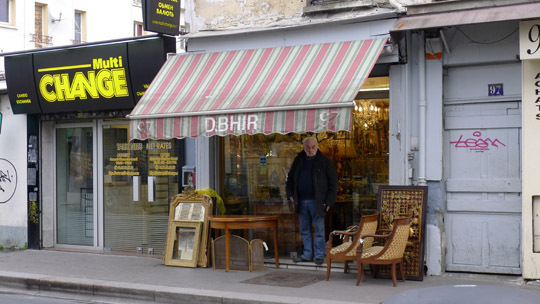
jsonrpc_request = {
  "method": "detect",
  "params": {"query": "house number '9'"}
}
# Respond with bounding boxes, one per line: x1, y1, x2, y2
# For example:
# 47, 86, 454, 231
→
527, 24, 540, 55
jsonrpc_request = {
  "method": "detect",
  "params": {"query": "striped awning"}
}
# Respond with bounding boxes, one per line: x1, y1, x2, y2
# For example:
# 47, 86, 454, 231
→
129, 38, 387, 140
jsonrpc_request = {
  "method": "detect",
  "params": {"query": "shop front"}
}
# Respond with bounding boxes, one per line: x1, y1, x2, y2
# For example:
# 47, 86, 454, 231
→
390, 2, 540, 276
129, 23, 397, 259
4, 36, 182, 255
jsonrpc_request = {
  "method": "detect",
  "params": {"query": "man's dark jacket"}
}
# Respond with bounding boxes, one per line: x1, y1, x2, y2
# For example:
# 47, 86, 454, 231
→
286, 150, 338, 217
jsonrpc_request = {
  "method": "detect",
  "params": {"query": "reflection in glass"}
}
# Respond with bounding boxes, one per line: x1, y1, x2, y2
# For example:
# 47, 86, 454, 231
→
175, 227, 196, 260
56, 127, 93, 246
174, 203, 205, 221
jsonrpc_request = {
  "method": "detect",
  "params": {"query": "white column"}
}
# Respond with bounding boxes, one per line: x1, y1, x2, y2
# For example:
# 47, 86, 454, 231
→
195, 136, 212, 189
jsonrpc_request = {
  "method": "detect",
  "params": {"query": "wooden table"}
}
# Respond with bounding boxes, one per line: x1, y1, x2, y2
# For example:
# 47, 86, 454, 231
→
208, 215, 280, 271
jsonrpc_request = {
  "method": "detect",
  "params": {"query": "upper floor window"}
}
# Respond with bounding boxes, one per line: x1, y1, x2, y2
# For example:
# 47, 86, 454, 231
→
0, 0, 11, 24
74, 10, 86, 44
134, 22, 143, 37
34, 3, 49, 48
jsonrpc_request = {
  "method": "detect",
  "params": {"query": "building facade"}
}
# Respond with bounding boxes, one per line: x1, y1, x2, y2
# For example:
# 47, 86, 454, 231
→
0, 0, 182, 254
4, 0, 540, 280
153, 0, 430, 271
176, 0, 540, 278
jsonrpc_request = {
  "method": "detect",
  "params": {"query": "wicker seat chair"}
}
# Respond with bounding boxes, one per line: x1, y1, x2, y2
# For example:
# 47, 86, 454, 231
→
325, 212, 379, 281
356, 217, 412, 287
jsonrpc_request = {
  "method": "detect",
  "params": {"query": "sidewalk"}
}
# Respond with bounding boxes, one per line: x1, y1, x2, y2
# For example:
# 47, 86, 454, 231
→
0, 249, 538, 304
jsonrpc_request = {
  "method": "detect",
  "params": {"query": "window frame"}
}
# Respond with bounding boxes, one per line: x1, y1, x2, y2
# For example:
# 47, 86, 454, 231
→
0, 0, 12, 25
34, 3, 50, 48
73, 10, 86, 44
133, 21, 143, 37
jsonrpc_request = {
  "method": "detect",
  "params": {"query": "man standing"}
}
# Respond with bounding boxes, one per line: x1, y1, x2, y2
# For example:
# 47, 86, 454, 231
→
286, 137, 337, 265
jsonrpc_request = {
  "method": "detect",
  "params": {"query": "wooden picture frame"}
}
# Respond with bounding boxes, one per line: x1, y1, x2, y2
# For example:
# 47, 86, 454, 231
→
164, 220, 202, 268
376, 185, 428, 281
163, 187, 212, 268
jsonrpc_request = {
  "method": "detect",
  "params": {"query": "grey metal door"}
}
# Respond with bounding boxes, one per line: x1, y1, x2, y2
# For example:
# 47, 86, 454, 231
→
443, 64, 521, 274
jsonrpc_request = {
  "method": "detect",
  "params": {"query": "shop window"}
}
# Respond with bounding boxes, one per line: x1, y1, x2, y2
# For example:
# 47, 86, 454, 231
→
101, 124, 185, 256
220, 76, 390, 256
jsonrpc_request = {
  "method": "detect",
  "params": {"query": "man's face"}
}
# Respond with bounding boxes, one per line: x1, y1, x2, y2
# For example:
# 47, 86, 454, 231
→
303, 139, 318, 157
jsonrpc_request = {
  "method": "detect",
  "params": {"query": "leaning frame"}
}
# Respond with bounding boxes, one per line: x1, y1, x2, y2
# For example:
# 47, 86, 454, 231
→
164, 220, 202, 267
163, 187, 212, 267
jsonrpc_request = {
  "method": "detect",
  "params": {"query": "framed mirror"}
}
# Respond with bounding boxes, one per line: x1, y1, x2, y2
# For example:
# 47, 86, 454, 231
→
164, 220, 202, 267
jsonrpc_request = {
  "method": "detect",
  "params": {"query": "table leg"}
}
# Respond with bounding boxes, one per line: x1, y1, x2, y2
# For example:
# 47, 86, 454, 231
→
273, 222, 279, 268
225, 227, 230, 271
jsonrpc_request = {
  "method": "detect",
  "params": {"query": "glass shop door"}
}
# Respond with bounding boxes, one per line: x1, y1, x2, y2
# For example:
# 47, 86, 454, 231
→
55, 123, 97, 247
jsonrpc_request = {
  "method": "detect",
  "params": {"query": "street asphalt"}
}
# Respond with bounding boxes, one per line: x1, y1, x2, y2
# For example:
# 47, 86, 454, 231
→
0, 249, 539, 304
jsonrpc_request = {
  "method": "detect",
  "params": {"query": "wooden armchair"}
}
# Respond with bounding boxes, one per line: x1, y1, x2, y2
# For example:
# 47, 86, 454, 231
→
325, 212, 379, 281
356, 217, 412, 287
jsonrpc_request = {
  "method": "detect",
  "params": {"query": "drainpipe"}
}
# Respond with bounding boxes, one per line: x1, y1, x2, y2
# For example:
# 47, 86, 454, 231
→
418, 32, 427, 186
406, 31, 412, 184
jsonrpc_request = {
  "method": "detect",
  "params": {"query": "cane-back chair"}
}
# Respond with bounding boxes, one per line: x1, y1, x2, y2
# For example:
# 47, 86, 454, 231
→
356, 217, 412, 287
325, 212, 379, 281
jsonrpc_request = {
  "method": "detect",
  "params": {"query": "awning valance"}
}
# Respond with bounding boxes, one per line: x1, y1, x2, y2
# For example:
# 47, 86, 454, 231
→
129, 38, 387, 140
391, 2, 540, 34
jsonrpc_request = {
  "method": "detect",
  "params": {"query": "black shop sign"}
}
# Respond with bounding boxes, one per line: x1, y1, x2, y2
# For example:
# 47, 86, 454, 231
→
142, 0, 181, 36
5, 36, 175, 114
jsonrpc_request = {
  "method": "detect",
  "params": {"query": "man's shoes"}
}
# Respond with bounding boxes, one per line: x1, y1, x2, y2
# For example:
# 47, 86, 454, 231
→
293, 256, 312, 263
314, 259, 324, 266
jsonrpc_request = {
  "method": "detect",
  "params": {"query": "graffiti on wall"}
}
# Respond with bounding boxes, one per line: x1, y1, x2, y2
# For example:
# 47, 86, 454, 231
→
450, 131, 506, 153
0, 158, 17, 203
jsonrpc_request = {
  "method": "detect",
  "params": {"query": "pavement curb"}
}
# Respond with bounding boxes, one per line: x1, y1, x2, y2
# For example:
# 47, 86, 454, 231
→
0, 270, 361, 304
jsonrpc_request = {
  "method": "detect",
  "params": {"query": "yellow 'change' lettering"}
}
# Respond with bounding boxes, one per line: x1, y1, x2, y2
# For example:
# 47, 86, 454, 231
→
39, 68, 128, 102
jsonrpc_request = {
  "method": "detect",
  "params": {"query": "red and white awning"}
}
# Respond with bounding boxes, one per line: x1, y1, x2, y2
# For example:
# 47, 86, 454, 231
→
129, 38, 387, 140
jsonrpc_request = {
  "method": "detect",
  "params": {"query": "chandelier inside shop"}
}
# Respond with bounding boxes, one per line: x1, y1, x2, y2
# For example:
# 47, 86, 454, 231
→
353, 99, 387, 130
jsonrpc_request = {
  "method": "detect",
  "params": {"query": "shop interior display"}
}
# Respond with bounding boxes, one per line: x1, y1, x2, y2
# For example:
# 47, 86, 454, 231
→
220, 77, 390, 257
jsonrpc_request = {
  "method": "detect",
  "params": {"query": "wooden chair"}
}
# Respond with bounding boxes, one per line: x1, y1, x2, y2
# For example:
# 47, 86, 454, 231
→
356, 217, 412, 287
325, 212, 379, 281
